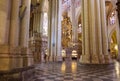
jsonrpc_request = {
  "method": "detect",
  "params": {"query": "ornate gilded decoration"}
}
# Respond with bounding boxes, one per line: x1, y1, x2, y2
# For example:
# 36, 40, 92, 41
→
61, 16, 72, 48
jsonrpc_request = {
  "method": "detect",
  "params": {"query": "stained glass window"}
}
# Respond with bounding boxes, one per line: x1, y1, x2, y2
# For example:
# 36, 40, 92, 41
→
110, 11, 116, 25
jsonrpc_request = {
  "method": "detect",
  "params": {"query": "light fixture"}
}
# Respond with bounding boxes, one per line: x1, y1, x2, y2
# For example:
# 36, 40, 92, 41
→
79, 24, 81, 27
114, 44, 118, 51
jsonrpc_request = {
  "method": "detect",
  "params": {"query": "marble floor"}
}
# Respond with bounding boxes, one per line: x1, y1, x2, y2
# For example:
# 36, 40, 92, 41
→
30, 60, 120, 81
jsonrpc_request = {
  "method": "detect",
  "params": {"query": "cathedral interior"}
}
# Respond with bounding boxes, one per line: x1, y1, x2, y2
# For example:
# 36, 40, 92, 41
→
0, 0, 120, 81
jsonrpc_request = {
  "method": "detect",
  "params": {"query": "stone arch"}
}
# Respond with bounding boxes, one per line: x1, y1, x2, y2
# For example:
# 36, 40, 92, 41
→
108, 27, 116, 43
108, 28, 118, 59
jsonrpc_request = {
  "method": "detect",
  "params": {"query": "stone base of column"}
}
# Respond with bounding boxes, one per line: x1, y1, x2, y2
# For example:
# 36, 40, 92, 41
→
104, 54, 112, 64
48, 55, 53, 62
99, 54, 105, 64
0, 45, 34, 71
0, 45, 12, 70
91, 54, 99, 64
10, 47, 25, 68
33, 52, 41, 63
80, 54, 113, 64
80, 54, 90, 64
27, 49, 34, 66
0, 45, 23, 70
48, 55, 62, 62
56, 55, 62, 62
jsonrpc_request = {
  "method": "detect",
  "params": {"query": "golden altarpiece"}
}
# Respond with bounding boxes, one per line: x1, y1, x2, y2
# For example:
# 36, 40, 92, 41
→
61, 16, 72, 48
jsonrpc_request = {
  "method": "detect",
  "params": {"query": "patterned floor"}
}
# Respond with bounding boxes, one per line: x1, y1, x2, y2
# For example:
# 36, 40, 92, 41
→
30, 60, 120, 81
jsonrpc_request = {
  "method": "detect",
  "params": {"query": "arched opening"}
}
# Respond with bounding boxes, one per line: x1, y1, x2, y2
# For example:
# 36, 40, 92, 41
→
109, 30, 118, 59
106, 1, 119, 60
61, 0, 81, 60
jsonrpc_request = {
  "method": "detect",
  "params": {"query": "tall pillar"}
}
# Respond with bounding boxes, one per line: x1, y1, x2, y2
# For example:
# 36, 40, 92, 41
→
116, 0, 120, 61
38, 0, 44, 34
48, 0, 56, 61
33, 12, 37, 32
20, 0, 31, 47
80, 0, 112, 64
40, 12, 44, 34
57, 0, 62, 61
0, 0, 11, 70
71, 0, 78, 42
48, 0, 61, 61
0, 0, 10, 45
9, 0, 22, 69
89, 0, 99, 63
95, 0, 105, 63
37, 12, 41, 33
19, 0, 31, 66
100, 0, 112, 63
80, 0, 90, 63
116, 13, 120, 61
48, 0, 52, 61
9, 0, 20, 47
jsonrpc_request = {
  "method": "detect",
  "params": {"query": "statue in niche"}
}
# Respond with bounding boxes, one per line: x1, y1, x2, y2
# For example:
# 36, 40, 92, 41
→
62, 16, 72, 48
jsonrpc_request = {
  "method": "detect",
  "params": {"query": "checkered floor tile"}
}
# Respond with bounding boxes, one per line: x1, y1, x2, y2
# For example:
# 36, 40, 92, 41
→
30, 60, 120, 81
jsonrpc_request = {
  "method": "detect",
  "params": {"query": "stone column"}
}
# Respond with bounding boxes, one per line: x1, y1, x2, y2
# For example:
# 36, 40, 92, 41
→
100, 0, 112, 63
31, 0, 44, 33
9, 0, 22, 69
33, 12, 36, 32
40, 12, 44, 34
116, 0, 120, 61
39, 0, 44, 34
116, 13, 120, 61
33, 11, 41, 33
95, 0, 105, 63
0, 0, 10, 45
80, 0, 90, 63
54, 0, 62, 61
80, 0, 112, 64
20, 0, 31, 47
56, 0, 62, 61
71, 0, 78, 42
89, 0, 99, 63
0, 0, 11, 70
48, 0, 61, 61
34, 12, 37, 32
20, 0, 31, 66
48, 0, 52, 61
9, 0, 20, 47
37, 12, 41, 33
48, 0, 55, 61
